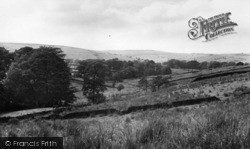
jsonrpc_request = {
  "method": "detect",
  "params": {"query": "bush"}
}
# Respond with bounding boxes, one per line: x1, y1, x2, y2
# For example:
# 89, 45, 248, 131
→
117, 84, 125, 91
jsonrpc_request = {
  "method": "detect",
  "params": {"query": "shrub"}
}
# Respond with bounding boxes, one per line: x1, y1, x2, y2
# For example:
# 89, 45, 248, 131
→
117, 84, 125, 91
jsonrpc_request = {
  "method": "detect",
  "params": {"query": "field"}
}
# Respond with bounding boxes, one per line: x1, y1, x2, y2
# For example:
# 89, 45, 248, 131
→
1, 65, 250, 148
1, 65, 250, 119
1, 95, 250, 148
71, 78, 142, 106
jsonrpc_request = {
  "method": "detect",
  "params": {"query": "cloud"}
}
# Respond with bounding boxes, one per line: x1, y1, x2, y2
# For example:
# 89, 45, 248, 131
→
0, 0, 249, 53
39, 0, 192, 28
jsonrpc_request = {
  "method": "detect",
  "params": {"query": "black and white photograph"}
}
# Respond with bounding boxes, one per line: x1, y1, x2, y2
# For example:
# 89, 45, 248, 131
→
0, 0, 250, 148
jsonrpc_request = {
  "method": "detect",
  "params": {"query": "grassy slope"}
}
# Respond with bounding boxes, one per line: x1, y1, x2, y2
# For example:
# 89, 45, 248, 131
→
1, 65, 250, 119
59, 70, 250, 118
107, 50, 250, 63
1, 95, 250, 149
1, 65, 250, 148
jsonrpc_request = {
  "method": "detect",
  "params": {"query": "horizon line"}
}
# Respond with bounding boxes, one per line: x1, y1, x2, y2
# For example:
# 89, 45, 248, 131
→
1, 41, 249, 55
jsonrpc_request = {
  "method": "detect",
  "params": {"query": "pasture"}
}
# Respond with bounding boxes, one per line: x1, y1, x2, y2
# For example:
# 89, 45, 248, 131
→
1, 65, 250, 149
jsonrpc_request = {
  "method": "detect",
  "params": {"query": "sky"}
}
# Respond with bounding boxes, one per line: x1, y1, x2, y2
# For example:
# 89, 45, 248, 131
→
0, 0, 249, 54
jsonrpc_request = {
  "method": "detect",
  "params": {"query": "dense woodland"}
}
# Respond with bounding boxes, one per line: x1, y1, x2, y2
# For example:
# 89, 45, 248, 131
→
0, 46, 247, 111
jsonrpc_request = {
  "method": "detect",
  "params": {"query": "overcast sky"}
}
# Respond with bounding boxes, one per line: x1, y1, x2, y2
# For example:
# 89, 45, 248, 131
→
0, 0, 249, 53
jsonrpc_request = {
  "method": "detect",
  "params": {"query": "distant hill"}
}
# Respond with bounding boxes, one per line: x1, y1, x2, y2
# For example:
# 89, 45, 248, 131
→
1, 42, 249, 63
107, 50, 250, 63
0, 42, 135, 61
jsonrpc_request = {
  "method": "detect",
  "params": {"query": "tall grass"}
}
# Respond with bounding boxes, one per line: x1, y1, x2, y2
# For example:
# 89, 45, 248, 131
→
1, 95, 250, 149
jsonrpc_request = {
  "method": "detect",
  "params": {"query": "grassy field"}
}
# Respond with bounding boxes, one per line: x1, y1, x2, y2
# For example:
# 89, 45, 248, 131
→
71, 78, 142, 106
1, 66, 250, 148
1, 94, 250, 148
1, 66, 250, 119
62, 70, 250, 116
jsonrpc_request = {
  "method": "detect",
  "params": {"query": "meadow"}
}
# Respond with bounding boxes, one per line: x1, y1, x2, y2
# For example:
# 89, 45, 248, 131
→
1, 65, 250, 149
1, 66, 250, 120
1, 94, 250, 149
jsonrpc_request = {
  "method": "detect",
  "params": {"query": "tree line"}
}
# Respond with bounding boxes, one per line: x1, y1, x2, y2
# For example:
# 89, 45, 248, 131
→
75, 58, 172, 80
163, 59, 245, 70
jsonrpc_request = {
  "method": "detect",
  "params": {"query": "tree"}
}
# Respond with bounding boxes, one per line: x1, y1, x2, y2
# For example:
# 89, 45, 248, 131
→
199, 61, 208, 70
0, 84, 9, 111
0, 47, 14, 111
134, 61, 145, 77
208, 61, 222, 69
226, 62, 236, 67
13, 46, 34, 61
164, 59, 187, 69
78, 59, 110, 104
236, 62, 244, 66
138, 76, 149, 92
120, 66, 138, 79
0, 47, 13, 80
125, 61, 134, 67
106, 58, 124, 71
187, 60, 200, 70
145, 60, 156, 76
163, 59, 175, 68
151, 76, 162, 91
155, 63, 163, 75
161, 66, 172, 75
4, 46, 76, 108
150, 76, 169, 92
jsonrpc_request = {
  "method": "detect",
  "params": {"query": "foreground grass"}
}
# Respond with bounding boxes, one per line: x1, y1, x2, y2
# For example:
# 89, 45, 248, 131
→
1, 95, 250, 149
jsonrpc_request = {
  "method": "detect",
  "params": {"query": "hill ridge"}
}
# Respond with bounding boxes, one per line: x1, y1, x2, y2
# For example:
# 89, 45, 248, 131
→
1, 42, 249, 63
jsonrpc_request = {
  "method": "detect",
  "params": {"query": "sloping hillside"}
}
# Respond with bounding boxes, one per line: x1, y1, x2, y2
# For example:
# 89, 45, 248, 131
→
0, 42, 135, 61
1, 42, 249, 63
107, 50, 250, 63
